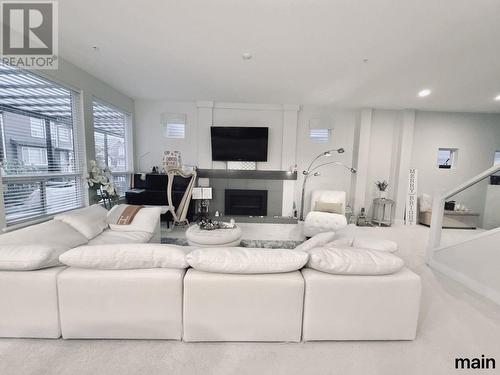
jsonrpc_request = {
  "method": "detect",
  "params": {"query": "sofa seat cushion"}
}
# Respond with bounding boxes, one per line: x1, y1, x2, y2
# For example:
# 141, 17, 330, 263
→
87, 229, 152, 245
0, 245, 64, 271
307, 246, 404, 275
54, 205, 108, 240
303, 211, 347, 237
108, 205, 161, 234
0, 219, 88, 251
187, 247, 309, 274
352, 237, 398, 252
59, 244, 188, 270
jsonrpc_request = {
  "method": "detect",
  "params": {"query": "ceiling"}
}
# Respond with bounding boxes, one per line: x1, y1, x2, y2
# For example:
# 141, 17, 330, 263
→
59, 0, 500, 112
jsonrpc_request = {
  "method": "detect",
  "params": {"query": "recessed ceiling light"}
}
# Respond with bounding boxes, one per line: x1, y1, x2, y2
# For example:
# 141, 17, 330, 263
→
418, 89, 431, 97
495, 94, 500, 101
242, 53, 252, 60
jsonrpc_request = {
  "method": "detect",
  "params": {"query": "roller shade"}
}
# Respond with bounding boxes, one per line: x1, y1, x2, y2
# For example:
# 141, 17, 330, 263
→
0, 63, 85, 226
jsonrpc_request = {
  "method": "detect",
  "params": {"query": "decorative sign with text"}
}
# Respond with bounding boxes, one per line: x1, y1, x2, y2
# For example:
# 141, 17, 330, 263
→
405, 168, 418, 225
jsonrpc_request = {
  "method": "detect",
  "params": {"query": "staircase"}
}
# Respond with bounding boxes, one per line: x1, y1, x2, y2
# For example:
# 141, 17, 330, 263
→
426, 164, 500, 305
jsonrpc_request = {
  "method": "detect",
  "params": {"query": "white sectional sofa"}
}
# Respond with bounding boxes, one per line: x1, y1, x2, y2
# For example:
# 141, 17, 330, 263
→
0, 211, 422, 342
0, 204, 161, 338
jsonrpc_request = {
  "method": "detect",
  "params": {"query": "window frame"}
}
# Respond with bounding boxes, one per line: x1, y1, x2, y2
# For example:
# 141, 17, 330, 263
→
437, 148, 458, 169
0, 66, 85, 228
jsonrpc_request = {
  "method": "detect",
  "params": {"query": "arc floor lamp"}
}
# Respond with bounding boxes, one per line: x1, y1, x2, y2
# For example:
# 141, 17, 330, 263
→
299, 148, 357, 221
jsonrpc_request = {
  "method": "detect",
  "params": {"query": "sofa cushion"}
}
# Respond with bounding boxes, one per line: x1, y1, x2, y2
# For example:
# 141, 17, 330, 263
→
0, 244, 63, 271
59, 244, 188, 270
54, 205, 108, 240
352, 237, 398, 253
294, 231, 336, 252
307, 246, 404, 275
87, 229, 153, 245
108, 205, 161, 234
314, 201, 343, 214
0, 220, 88, 252
186, 247, 309, 274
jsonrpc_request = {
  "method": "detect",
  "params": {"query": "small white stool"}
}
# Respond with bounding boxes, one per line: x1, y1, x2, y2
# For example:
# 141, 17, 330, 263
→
186, 224, 243, 247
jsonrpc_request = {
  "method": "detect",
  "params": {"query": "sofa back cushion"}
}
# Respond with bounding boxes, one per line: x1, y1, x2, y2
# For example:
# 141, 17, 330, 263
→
0, 244, 64, 271
307, 247, 404, 275
59, 244, 188, 270
0, 219, 88, 251
108, 205, 161, 234
187, 247, 309, 274
294, 231, 337, 252
54, 205, 108, 240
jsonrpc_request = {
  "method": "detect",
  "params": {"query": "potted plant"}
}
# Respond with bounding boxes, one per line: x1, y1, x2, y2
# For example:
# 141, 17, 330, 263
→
86, 160, 118, 209
375, 180, 389, 199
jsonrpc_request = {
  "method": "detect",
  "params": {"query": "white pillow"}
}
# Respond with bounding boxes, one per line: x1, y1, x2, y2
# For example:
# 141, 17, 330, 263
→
186, 247, 309, 274
307, 246, 404, 275
352, 237, 398, 253
109, 207, 161, 233
54, 205, 108, 240
59, 244, 188, 270
294, 231, 336, 252
324, 237, 354, 248
0, 244, 63, 270
332, 224, 357, 239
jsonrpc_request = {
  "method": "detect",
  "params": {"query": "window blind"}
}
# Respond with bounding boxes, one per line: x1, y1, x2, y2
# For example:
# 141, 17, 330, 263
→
0, 63, 85, 226
93, 99, 130, 196
309, 128, 330, 143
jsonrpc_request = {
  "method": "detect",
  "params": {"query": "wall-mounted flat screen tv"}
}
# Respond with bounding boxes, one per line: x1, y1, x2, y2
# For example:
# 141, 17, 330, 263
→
211, 126, 268, 161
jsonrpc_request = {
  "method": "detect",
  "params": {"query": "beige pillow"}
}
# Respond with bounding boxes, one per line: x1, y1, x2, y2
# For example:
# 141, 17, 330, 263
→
314, 201, 343, 214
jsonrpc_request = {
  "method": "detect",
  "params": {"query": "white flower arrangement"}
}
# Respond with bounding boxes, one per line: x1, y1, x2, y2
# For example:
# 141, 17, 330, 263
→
86, 160, 117, 197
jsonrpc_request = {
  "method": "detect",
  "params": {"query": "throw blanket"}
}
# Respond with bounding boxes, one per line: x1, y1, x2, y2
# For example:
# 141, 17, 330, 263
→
117, 205, 144, 225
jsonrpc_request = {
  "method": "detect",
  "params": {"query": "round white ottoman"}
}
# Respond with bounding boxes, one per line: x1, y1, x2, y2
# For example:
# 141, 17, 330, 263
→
186, 225, 243, 247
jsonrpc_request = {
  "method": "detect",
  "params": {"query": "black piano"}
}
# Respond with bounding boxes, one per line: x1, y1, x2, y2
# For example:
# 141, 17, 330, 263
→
125, 173, 194, 224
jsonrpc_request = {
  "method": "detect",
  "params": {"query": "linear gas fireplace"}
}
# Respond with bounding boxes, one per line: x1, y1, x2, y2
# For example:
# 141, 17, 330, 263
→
225, 189, 268, 216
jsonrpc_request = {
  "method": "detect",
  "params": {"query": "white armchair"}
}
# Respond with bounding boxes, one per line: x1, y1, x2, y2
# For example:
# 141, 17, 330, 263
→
303, 190, 348, 237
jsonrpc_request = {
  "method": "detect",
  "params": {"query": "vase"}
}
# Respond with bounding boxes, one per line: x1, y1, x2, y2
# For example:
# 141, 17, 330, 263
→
379, 190, 387, 199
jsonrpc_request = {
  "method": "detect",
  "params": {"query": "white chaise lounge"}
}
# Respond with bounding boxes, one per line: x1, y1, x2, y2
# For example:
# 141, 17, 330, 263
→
303, 190, 348, 237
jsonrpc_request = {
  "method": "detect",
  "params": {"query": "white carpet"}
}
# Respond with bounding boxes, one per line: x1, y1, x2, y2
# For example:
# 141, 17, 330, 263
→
1, 225, 499, 375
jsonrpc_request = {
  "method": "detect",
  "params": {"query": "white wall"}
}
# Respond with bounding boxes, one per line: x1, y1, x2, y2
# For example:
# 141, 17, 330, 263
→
134, 100, 197, 170
295, 106, 357, 215
411, 111, 500, 225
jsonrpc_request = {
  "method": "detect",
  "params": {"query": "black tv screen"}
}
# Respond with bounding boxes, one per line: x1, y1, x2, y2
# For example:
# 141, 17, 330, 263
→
211, 127, 268, 161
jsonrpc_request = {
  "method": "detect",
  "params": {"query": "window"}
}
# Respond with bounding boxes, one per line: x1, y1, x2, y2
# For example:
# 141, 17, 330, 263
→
93, 100, 130, 196
29, 117, 45, 138
437, 148, 457, 169
494, 151, 500, 165
309, 128, 330, 143
0, 64, 84, 226
21, 147, 48, 166
162, 113, 186, 139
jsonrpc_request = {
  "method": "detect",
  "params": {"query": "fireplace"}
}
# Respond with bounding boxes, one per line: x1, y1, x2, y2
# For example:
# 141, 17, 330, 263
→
225, 189, 268, 216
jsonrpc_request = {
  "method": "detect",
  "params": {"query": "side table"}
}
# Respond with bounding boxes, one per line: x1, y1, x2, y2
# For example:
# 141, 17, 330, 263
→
372, 198, 394, 227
